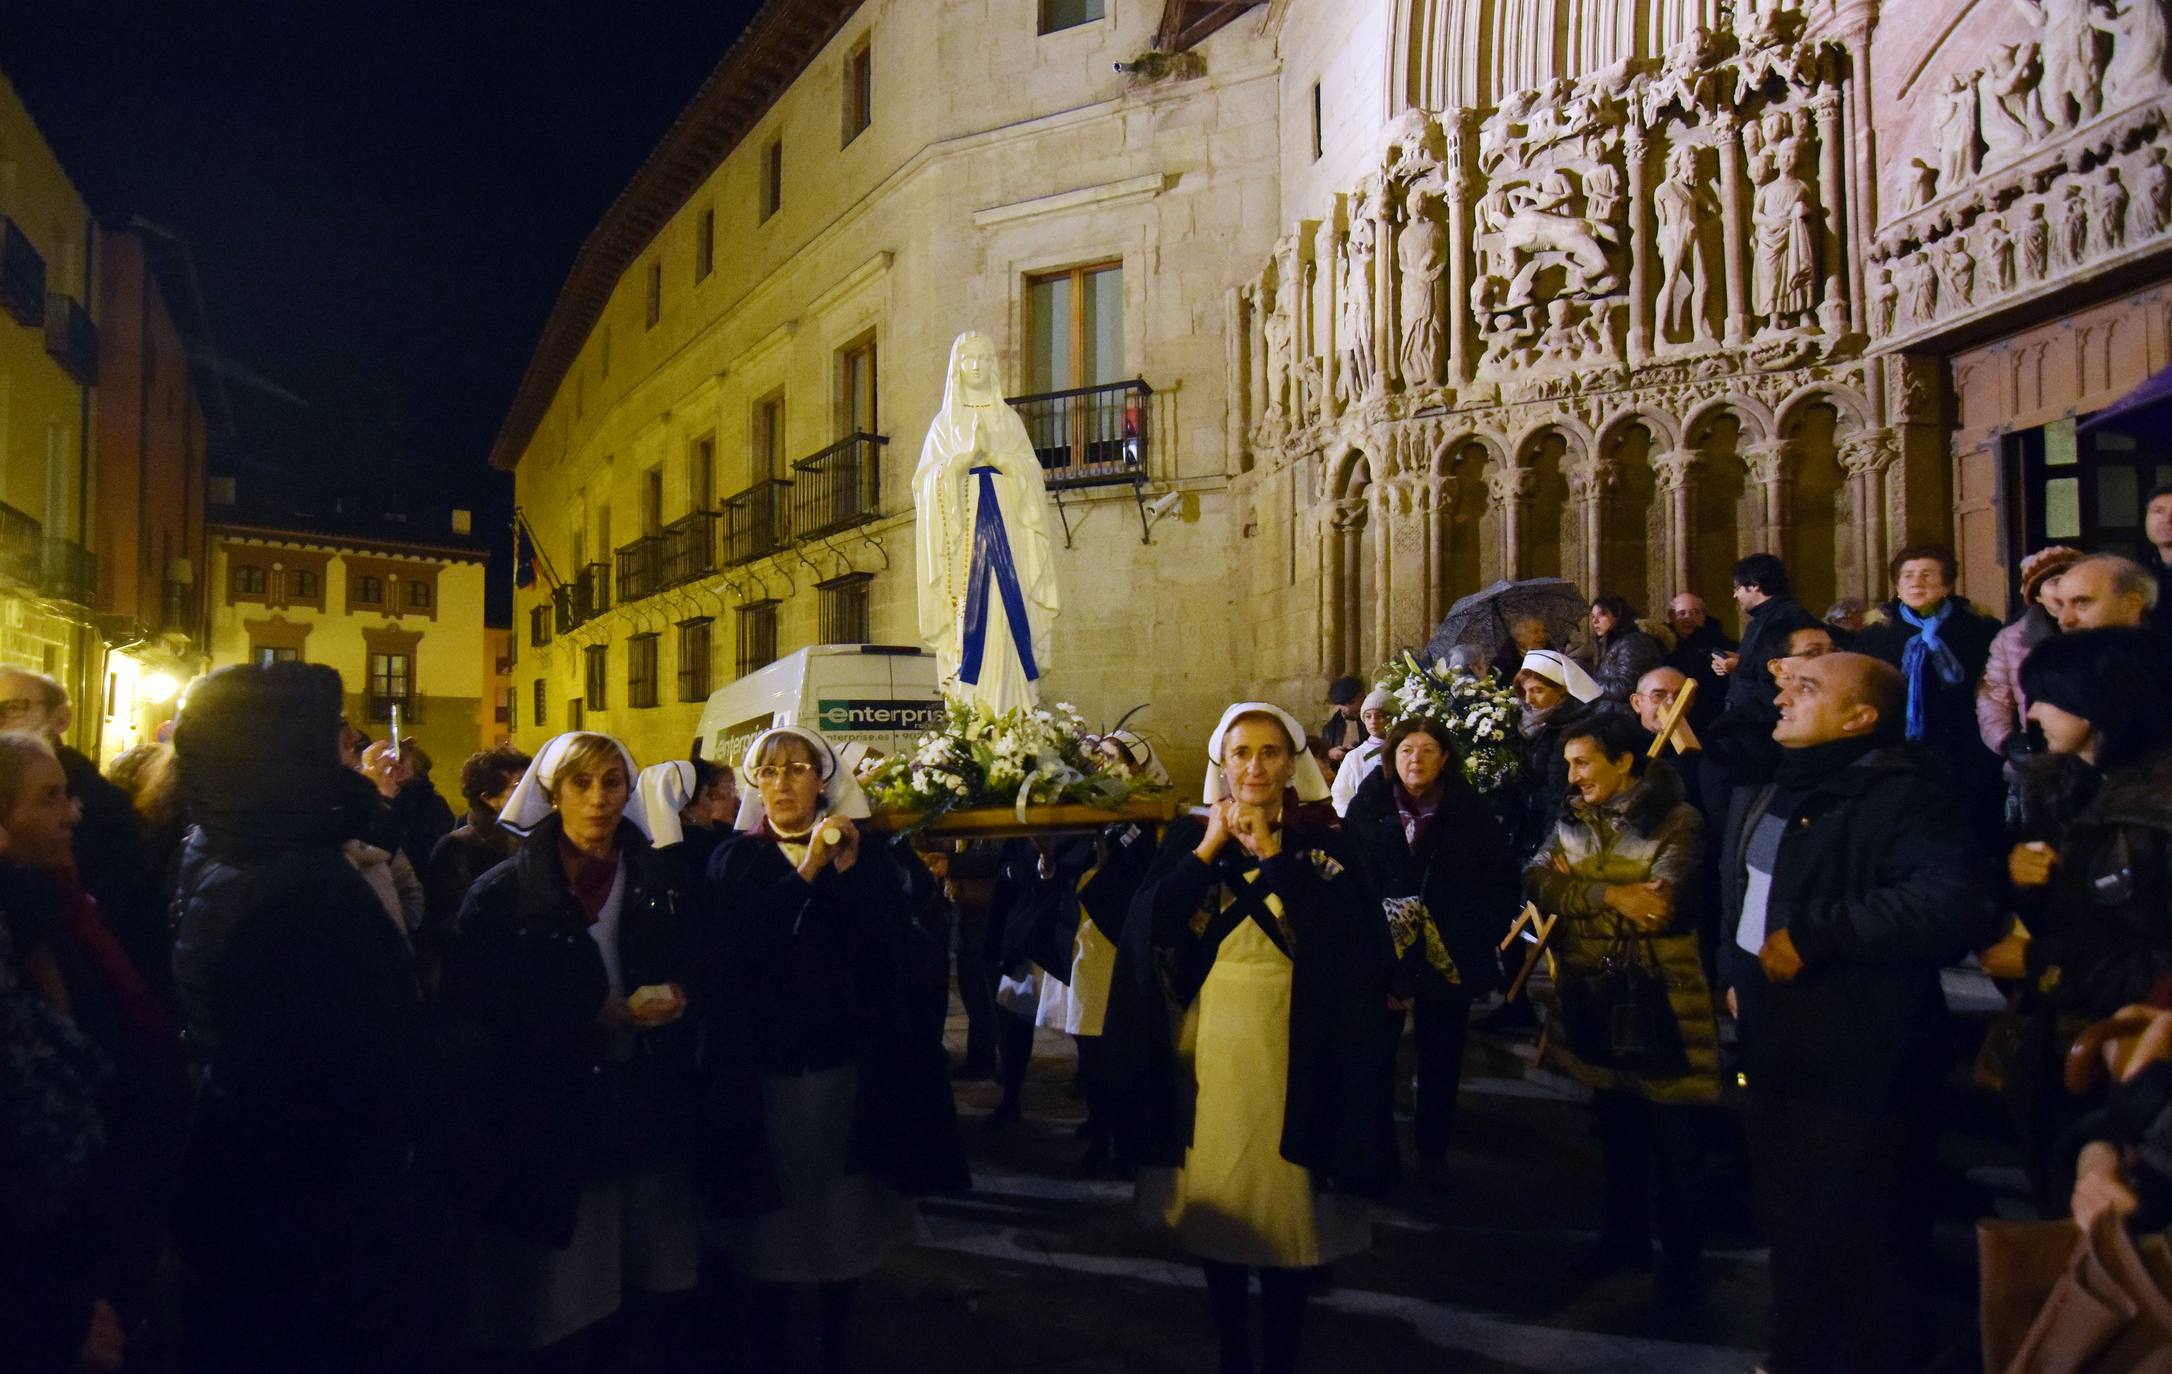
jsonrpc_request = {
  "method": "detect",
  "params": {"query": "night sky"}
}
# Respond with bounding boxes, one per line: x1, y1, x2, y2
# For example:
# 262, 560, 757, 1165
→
0, 0, 766, 617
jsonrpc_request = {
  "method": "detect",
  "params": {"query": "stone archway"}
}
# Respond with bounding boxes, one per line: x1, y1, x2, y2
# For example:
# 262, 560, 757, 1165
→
1682, 405, 1753, 634
1513, 426, 1577, 583
1777, 398, 1855, 617
1596, 417, 1665, 615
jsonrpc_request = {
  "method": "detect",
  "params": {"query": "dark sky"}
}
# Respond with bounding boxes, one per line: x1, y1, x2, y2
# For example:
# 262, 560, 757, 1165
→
0, 0, 765, 617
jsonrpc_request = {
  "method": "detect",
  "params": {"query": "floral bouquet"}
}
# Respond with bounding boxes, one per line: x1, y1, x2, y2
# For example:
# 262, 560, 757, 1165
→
862, 695, 1165, 819
1374, 651, 1523, 795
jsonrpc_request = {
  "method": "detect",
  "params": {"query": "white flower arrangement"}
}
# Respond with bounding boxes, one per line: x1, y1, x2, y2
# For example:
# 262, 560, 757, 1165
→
863, 695, 1163, 817
1372, 651, 1524, 796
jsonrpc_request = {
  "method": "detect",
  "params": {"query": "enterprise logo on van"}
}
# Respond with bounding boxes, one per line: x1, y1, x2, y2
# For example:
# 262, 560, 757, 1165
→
816, 699, 946, 733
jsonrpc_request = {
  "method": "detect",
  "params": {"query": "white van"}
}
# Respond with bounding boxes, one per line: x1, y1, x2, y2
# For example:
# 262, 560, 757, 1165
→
693, 644, 944, 768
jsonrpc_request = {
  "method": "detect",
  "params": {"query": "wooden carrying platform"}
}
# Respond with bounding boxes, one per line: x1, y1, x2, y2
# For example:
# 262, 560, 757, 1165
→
867, 795, 1182, 840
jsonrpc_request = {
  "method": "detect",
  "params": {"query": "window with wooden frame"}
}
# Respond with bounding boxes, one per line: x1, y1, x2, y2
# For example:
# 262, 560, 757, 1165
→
736, 600, 779, 677
405, 581, 433, 609
533, 678, 547, 727
584, 644, 608, 711
1026, 262, 1125, 393
818, 573, 872, 644
689, 434, 716, 511
838, 336, 877, 437
695, 207, 715, 282
843, 40, 873, 144
626, 633, 659, 709
753, 390, 787, 480
677, 618, 713, 702
351, 574, 384, 609
253, 646, 299, 667
367, 652, 412, 721
760, 137, 783, 222
286, 568, 319, 602
641, 466, 664, 535
645, 259, 662, 329
1039, 0, 1106, 34
568, 698, 584, 731
230, 563, 267, 599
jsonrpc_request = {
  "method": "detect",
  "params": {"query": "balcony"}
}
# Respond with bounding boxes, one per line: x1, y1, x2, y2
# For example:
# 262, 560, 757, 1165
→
0, 503, 42, 585
161, 576, 204, 642
0, 219, 45, 328
529, 603, 554, 647
1009, 379, 1151, 490
615, 534, 665, 603
573, 562, 611, 622
791, 432, 886, 539
42, 294, 97, 386
38, 539, 96, 608
659, 509, 720, 586
552, 584, 576, 635
722, 479, 792, 566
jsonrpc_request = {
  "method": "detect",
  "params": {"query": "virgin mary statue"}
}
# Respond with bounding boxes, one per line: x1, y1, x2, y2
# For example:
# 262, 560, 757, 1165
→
914, 331, 1061, 716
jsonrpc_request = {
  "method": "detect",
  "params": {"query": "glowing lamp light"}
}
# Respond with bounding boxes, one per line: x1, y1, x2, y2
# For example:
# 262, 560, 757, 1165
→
142, 672, 181, 704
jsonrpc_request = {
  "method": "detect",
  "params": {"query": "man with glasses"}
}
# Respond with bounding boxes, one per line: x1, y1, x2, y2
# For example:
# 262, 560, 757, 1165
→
0, 670, 159, 994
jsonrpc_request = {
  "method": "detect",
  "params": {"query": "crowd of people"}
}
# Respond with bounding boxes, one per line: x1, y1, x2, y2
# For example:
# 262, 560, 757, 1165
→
4, 484, 2171, 1374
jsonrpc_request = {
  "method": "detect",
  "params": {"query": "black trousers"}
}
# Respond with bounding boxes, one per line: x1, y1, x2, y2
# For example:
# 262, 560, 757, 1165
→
1747, 1089, 1936, 1374
1399, 986, 1473, 1158
1591, 1089, 1703, 1264
953, 907, 997, 1070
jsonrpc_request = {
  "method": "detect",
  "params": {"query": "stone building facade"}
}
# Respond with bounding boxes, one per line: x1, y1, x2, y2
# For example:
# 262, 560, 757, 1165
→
495, 0, 2172, 776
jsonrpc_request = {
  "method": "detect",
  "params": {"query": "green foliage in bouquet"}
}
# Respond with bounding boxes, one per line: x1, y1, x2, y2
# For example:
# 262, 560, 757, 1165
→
861, 696, 1164, 817
1374, 651, 1523, 795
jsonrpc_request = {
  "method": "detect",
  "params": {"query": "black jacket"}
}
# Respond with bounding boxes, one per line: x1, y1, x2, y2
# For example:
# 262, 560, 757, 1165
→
1343, 766, 1519, 999
1666, 622, 1738, 728
391, 776, 458, 877
2023, 747, 2172, 1018
1724, 596, 1821, 713
1514, 697, 1603, 859
422, 811, 519, 952
1855, 598, 2001, 765
1721, 743, 2004, 1109
1590, 627, 1666, 704
442, 816, 695, 1247
1106, 817, 1397, 1196
58, 745, 160, 1001
695, 829, 968, 1218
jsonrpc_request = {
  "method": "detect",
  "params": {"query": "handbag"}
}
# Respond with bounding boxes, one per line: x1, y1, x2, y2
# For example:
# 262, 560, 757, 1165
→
1979, 1216, 2172, 1374
1558, 917, 1689, 1076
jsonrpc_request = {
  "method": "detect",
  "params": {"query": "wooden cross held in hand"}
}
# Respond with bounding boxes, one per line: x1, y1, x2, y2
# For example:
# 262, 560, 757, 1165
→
1645, 676, 1699, 759
1499, 901, 1558, 1003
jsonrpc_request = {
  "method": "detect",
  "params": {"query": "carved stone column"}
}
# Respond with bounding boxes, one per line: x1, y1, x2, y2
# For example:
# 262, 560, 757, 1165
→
1839, 429, 1899, 599
1320, 497, 1363, 674
1812, 87, 1852, 331
1625, 129, 1655, 365
1314, 215, 1342, 418
1715, 112, 1752, 347
1744, 440, 1794, 561
1567, 458, 1608, 595
1444, 112, 1478, 387
1374, 189, 1398, 395
1652, 449, 1701, 598
1487, 467, 1535, 581
1228, 286, 1253, 472
1422, 470, 1455, 629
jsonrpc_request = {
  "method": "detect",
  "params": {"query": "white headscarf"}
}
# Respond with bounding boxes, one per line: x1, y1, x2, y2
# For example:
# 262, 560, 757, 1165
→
1202, 702, 1332, 806
1517, 649, 1603, 703
733, 724, 873, 833
497, 731, 650, 839
1102, 728, 1171, 786
1361, 687, 1392, 715
637, 760, 696, 849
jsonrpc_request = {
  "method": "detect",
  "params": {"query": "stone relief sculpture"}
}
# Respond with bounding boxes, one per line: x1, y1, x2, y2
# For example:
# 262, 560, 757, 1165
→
1262, 283, 1294, 424
2094, 168, 2130, 251
2058, 182, 2090, 266
1396, 186, 1447, 387
2022, 200, 2052, 278
1988, 42, 2053, 141
1654, 143, 1716, 345
1870, 260, 1900, 334
1902, 252, 1939, 323
2141, 148, 2172, 235
2106, 0, 2169, 99
1901, 158, 1940, 212
1336, 203, 1378, 408
1752, 152, 1819, 329
1938, 238, 1977, 307
1983, 215, 2018, 292
2016, 0, 2113, 130
1935, 72, 1984, 189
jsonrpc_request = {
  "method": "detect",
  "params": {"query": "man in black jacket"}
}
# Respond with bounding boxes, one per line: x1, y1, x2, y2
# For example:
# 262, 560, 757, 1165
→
1663, 593, 1735, 729
1723, 653, 2002, 1374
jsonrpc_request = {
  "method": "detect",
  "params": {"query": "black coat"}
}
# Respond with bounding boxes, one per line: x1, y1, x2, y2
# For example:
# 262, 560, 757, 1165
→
421, 810, 519, 958
1720, 744, 2004, 1109
1590, 627, 1666, 704
695, 829, 968, 1219
1666, 622, 1738, 728
1855, 598, 2001, 766
442, 816, 695, 1247
1724, 596, 1822, 713
2023, 746, 2172, 1018
58, 745, 160, 1001
1105, 817, 1397, 1197
1513, 697, 1603, 859
1343, 766, 1520, 999
391, 776, 458, 877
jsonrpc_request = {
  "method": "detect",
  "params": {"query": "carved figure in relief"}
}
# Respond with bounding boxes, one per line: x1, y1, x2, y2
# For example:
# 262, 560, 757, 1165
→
2059, 182, 2091, 265
1988, 42, 2054, 141
1654, 144, 1716, 344
1901, 252, 1940, 322
1901, 157, 1940, 212
1584, 162, 1624, 227
2140, 148, 2172, 235
1336, 209, 1377, 406
1935, 72, 1984, 188
2016, 0, 2114, 129
1498, 169, 1622, 306
1641, 25, 1714, 124
1817, 279, 1849, 337
2104, 0, 2169, 102
2094, 167, 2131, 251
1938, 238, 1978, 307
1474, 182, 1515, 279
1262, 288, 1293, 423
1983, 215, 2018, 291
1752, 158, 1819, 327
2022, 200, 2052, 277
1869, 261, 1900, 333
1396, 186, 1447, 388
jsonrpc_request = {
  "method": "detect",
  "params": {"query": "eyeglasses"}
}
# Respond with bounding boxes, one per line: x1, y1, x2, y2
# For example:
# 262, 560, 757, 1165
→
752, 761, 818, 785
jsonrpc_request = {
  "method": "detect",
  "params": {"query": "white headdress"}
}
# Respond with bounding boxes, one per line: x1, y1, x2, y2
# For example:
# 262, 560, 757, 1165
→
497, 731, 649, 838
1517, 649, 1603, 703
1202, 702, 1332, 806
1102, 728, 1171, 787
636, 759, 697, 849
733, 725, 874, 833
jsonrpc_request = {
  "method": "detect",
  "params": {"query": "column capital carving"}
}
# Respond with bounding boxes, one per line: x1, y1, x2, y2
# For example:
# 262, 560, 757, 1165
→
1485, 467, 1536, 504
1837, 430, 1900, 476
1566, 459, 1611, 500
1742, 440, 1795, 485
1651, 449, 1702, 491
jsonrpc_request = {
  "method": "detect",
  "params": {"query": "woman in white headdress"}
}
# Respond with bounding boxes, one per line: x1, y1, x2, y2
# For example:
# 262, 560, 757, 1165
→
695, 724, 968, 1371
913, 331, 1061, 716
1512, 647, 1607, 858
441, 731, 702, 1361
1115, 703, 1394, 1374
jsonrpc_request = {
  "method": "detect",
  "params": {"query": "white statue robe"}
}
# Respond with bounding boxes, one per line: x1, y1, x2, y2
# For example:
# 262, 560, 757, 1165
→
913, 337, 1060, 716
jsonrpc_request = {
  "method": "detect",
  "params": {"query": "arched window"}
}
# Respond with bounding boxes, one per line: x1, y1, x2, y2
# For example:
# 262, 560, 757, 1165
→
406, 581, 433, 609
231, 564, 266, 596
352, 575, 383, 607
287, 569, 319, 600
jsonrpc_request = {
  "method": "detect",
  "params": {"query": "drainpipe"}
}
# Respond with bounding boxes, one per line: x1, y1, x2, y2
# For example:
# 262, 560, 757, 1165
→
79, 217, 99, 758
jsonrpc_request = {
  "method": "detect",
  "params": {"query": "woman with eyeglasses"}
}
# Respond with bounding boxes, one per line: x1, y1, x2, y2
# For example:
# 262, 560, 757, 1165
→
440, 731, 701, 1368
1115, 703, 1394, 1374
696, 725, 967, 1372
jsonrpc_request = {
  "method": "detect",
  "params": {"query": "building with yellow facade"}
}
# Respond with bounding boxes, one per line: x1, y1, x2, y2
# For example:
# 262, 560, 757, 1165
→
204, 513, 488, 777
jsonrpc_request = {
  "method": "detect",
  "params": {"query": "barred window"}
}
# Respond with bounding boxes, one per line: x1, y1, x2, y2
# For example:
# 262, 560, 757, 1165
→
627, 634, 659, 709
677, 618, 713, 702
736, 601, 779, 678
569, 699, 585, 730
817, 574, 871, 644
533, 679, 547, 727
584, 644, 608, 711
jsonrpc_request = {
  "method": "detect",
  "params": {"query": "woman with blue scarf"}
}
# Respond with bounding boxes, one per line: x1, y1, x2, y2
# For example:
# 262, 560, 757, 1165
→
1857, 543, 2001, 843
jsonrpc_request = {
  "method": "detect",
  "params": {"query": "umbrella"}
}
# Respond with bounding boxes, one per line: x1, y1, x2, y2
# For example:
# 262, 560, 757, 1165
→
2078, 362, 2172, 434
1424, 577, 1589, 670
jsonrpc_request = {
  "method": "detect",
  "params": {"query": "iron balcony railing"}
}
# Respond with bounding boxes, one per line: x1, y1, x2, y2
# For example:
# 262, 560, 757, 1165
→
529, 603, 554, 646
0, 219, 45, 328
659, 509, 720, 586
38, 539, 96, 608
552, 584, 577, 635
615, 534, 665, 603
573, 562, 611, 621
0, 503, 43, 586
1008, 379, 1151, 490
792, 432, 886, 539
42, 294, 97, 386
722, 479, 792, 566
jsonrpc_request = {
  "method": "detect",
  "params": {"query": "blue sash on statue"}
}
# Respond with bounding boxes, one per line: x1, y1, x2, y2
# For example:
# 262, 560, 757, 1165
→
959, 466, 1040, 687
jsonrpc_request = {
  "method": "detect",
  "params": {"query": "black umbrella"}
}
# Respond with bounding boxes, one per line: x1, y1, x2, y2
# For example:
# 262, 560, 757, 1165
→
1424, 577, 1589, 669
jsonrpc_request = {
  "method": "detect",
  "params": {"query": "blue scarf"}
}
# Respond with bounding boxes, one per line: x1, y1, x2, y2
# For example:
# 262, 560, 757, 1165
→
1898, 601, 1964, 742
